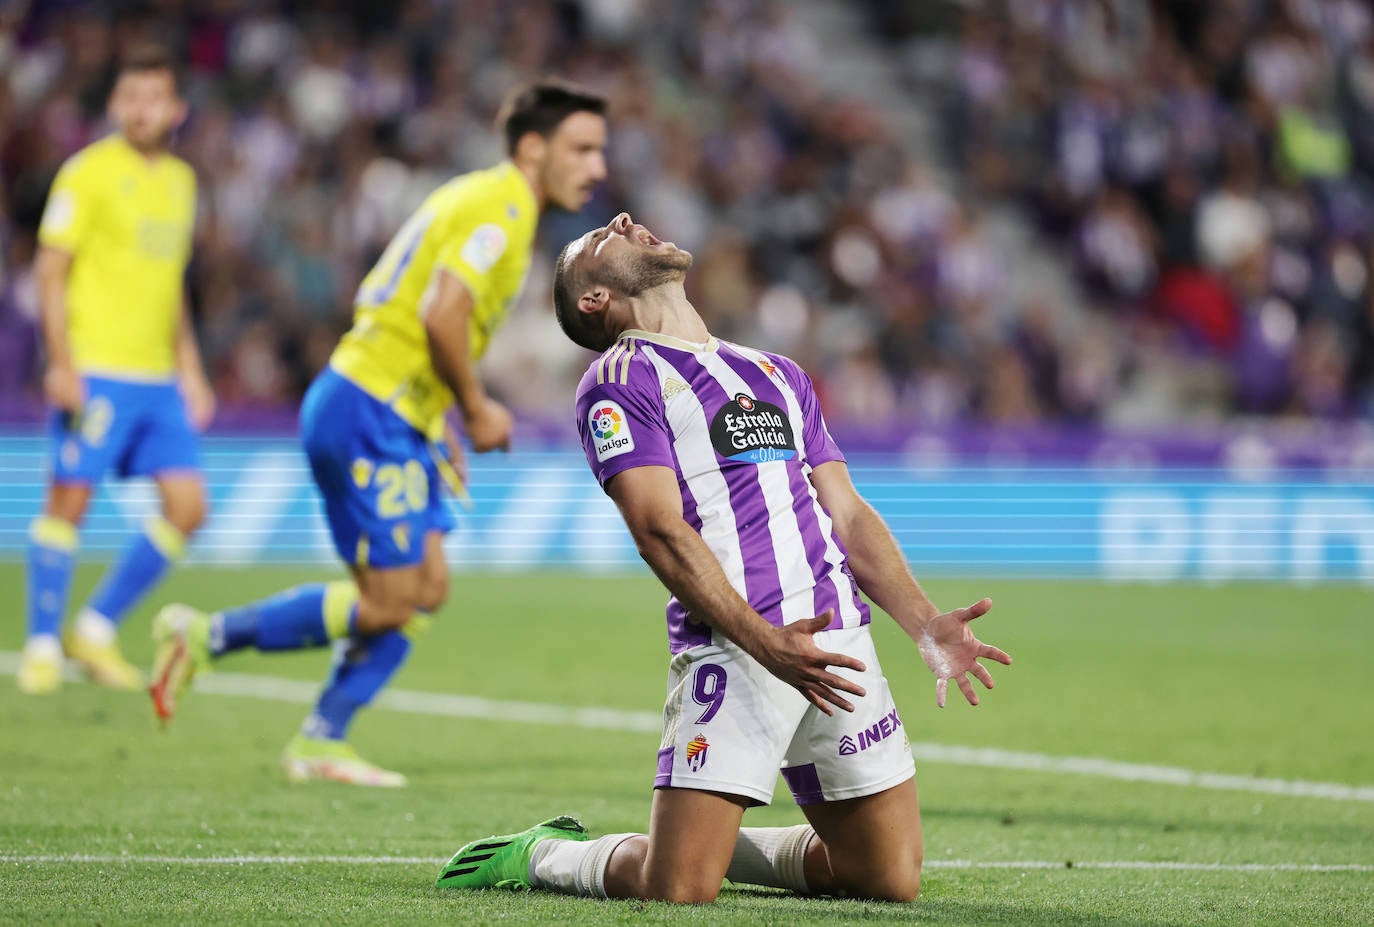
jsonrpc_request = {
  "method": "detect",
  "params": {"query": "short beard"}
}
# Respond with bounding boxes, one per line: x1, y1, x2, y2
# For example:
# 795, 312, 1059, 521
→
604, 248, 693, 296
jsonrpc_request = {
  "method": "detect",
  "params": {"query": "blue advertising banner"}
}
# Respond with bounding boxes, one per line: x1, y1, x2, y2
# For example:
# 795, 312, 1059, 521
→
0, 436, 1370, 581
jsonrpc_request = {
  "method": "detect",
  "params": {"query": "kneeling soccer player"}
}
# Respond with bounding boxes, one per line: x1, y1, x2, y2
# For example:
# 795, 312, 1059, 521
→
436, 214, 1013, 902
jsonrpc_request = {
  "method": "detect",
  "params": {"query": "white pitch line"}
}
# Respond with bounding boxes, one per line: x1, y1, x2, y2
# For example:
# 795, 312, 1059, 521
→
0, 854, 1369, 873
2, 651, 1372, 803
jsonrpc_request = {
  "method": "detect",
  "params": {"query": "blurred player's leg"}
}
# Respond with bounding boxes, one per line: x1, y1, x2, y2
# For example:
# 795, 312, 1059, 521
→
286, 531, 448, 786
78, 476, 203, 649
69, 386, 206, 690
299, 532, 445, 738
19, 484, 87, 694
149, 579, 363, 722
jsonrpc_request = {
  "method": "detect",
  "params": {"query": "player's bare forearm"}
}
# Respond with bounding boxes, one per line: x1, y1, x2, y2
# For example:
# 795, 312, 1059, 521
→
810, 461, 1010, 706
176, 301, 215, 430
175, 301, 208, 382
627, 509, 775, 655
607, 465, 867, 712
35, 246, 84, 412
422, 268, 512, 451
810, 461, 939, 639
421, 269, 484, 412
34, 246, 74, 368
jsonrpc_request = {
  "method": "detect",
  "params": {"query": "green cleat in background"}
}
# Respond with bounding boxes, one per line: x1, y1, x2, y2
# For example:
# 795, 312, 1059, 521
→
436, 815, 590, 890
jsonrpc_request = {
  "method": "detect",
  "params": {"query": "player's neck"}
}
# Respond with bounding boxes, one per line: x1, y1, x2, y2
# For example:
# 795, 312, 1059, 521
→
513, 158, 547, 210
118, 132, 168, 163
622, 282, 709, 344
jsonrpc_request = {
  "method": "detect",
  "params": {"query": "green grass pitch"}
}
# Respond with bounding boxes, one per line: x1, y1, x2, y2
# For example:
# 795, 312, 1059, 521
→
1, 566, 1371, 925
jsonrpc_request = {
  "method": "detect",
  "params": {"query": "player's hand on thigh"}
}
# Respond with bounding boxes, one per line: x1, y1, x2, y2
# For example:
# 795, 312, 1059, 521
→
915, 598, 1012, 708
45, 364, 84, 414
180, 374, 216, 431
756, 610, 868, 716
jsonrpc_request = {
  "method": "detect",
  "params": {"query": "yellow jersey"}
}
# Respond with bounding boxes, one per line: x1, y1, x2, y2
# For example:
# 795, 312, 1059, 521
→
38, 134, 196, 379
330, 161, 538, 438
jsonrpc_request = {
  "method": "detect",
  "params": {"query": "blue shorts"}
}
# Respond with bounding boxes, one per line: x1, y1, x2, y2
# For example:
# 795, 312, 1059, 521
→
50, 376, 201, 483
302, 367, 455, 569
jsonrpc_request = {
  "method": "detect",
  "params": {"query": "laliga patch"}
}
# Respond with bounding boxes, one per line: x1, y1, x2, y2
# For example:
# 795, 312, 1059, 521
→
459, 223, 508, 273
41, 190, 76, 234
590, 400, 635, 461
710, 394, 796, 463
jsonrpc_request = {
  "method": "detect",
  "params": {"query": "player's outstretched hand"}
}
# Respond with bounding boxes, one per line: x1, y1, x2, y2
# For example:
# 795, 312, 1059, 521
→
181, 374, 216, 432
915, 598, 1012, 708
758, 610, 868, 716
44, 364, 84, 414
465, 394, 513, 453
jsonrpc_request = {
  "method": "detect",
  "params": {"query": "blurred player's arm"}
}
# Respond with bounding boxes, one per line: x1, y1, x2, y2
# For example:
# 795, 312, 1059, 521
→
606, 463, 867, 715
34, 245, 83, 413
176, 299, 215, 431
420, 268, 511, 451
809, 460, 1012, 707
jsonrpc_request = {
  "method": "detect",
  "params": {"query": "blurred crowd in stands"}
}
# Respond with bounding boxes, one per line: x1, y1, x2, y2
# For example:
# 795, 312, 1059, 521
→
870, 0, 1374, 424
1, 0, 1373, 429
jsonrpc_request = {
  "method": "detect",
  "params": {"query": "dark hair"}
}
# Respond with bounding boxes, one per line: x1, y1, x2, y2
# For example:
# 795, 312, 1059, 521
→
553, 240, 614, 352
119, 43, 182, 94
498, 79, 607, 157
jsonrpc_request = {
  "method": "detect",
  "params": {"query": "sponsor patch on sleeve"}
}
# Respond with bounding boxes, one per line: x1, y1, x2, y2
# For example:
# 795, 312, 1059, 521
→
589, 399, 636, 462
41, 190, 75, 234
459, 223, 508, 273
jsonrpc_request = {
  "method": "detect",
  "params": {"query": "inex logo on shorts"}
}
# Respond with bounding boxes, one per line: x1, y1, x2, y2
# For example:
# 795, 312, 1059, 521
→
590, 400, 635, 462
709, 393, 796, 463
837, 708, 904, 756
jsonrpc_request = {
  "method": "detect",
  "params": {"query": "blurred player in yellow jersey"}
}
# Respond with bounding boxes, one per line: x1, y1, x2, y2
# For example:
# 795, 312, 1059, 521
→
18, 46, 213, 696
150, 80, 608, 785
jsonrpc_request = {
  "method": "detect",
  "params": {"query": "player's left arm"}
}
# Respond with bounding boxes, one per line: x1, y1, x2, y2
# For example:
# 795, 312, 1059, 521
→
809, 460, 1012, 707
175, 298, 215, 431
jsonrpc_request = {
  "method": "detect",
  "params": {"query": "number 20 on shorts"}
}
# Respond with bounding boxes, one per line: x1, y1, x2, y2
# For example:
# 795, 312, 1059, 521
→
352, 457, 428, 518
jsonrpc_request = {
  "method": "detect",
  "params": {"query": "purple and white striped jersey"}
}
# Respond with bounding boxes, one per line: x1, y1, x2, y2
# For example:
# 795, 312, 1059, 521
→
575, 329, 870, 654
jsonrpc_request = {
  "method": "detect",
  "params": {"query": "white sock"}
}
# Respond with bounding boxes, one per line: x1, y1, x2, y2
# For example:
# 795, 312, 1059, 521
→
725, 824, 814, 893
529, 833, 637, 898
24, 634, 62, 659
73, 608, 116, 645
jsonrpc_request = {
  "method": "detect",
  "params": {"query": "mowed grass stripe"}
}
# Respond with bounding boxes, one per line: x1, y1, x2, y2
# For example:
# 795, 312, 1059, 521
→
3, 854, 1371, 873
4, 649, 1370, 804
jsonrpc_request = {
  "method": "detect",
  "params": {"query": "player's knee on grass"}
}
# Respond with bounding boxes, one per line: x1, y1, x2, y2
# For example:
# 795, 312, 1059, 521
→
644, 872, 723, 905
844, 851, 921, 903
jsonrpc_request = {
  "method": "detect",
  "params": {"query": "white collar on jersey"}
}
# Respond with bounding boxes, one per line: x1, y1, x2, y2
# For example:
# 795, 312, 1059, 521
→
618, 328, 718, 353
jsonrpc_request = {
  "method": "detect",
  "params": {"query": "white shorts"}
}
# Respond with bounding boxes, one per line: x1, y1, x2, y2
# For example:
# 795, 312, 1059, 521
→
654, 626, 915, 806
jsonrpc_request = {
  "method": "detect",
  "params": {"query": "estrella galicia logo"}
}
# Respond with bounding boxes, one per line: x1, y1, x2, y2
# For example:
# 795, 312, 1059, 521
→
709, 394, 796, 463
838, 735, 858, 756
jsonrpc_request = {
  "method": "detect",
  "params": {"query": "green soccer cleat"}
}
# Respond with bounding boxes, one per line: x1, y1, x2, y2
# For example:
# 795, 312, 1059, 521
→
148, 604, 212, 725
282, 734, 407, 788
436, 815, 590, 890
